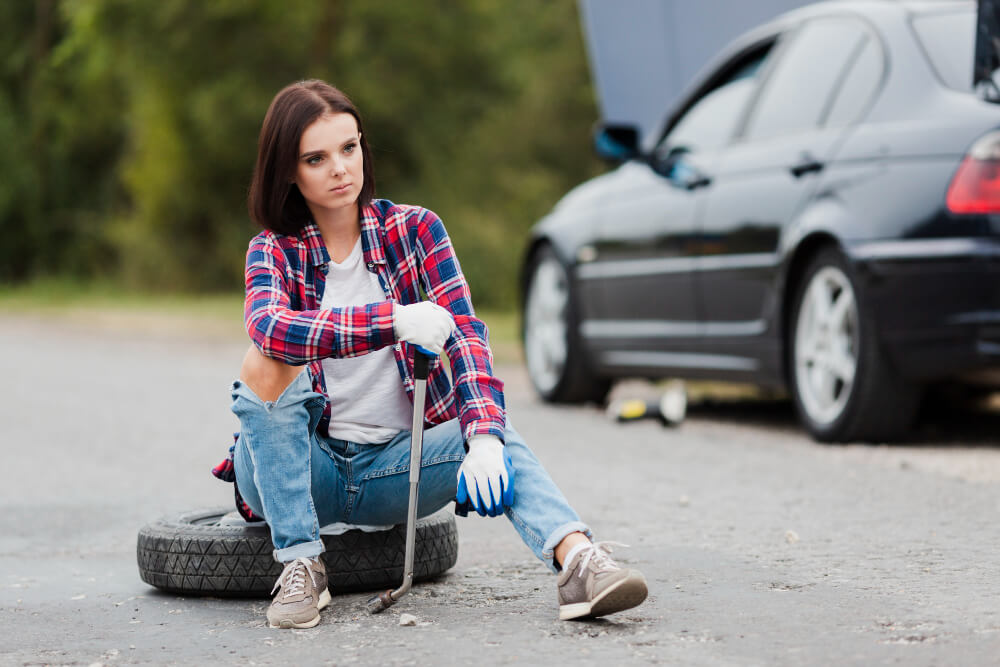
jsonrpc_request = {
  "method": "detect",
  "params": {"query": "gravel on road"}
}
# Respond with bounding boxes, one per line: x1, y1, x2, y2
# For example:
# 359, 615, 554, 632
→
2, 315, 1000, 666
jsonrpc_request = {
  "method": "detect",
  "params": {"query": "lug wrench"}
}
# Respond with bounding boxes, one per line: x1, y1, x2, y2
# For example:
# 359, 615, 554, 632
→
367, 345, 433, 614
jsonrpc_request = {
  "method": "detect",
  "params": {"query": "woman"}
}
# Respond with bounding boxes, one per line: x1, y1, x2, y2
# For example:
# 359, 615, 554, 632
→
226, 79, 647, 629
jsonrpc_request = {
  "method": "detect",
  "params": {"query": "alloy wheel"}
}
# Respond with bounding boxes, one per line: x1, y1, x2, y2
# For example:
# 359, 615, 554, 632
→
793, 265, 859, 426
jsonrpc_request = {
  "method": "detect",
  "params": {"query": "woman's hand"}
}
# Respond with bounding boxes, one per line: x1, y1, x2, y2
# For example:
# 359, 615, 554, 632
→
393, 302, 456, 355
456, 435, 515, 517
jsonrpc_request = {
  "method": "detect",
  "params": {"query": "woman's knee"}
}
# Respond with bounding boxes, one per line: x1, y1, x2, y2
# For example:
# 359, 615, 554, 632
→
239, 344, 304, 402
502, 426, 539, 462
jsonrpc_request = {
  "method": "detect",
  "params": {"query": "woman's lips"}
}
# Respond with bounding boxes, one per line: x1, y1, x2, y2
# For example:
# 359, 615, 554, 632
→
330, 183, 352, 193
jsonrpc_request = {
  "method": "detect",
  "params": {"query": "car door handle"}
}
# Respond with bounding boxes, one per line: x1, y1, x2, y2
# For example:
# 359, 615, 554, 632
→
789, 158, 824, 178
685, 174, 712, 190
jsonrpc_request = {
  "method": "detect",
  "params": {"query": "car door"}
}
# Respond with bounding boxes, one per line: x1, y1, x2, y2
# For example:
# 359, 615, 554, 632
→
582, 43, 775, 369
693, 16, 884, 372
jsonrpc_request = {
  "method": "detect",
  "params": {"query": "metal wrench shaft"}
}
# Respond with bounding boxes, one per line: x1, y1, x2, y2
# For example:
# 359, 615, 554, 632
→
367, 348, 431, 614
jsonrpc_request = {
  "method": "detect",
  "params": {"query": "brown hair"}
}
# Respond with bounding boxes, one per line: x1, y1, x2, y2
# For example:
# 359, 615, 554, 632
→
248, 80, 375, 235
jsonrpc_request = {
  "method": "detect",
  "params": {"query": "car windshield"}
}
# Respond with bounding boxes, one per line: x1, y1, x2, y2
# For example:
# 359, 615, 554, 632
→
911, 10, 976, 92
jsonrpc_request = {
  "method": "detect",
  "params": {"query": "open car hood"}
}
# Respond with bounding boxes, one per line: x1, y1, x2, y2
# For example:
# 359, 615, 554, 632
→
976, 0, 1000, 93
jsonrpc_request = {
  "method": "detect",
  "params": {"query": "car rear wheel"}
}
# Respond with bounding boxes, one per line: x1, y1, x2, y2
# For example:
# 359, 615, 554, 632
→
523, 246, 610, 403
789, 248, 921, 442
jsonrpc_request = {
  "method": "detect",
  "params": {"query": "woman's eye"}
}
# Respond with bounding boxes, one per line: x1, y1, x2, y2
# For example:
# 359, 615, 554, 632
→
344, 143, 357, 154
306, 155, 323, 165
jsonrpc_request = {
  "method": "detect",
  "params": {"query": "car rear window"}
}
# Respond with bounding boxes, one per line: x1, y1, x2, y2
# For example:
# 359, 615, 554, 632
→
911, 10, 975, 91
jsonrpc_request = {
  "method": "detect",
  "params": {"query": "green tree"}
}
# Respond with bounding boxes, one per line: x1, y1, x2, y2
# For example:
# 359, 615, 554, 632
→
0, 0, 123, 280
0, 0, 603, 308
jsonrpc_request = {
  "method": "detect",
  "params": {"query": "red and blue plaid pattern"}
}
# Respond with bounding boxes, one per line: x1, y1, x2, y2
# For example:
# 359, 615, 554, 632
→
242, 199, 506, 442
214, 200, 507, 517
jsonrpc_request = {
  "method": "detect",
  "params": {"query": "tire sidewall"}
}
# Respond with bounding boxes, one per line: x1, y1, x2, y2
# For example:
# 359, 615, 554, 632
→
522, 245, 609, 403
523, 246, 580, 400
137, 508, 458, 596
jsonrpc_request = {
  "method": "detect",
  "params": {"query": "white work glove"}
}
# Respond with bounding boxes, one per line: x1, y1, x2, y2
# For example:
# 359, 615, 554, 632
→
455, 435, 516, 517
393, 301, 456, 355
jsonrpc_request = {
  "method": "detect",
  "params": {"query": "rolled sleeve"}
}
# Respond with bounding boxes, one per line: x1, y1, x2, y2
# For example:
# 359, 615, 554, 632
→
412, 209, 507, 442
244, 234, 397, 364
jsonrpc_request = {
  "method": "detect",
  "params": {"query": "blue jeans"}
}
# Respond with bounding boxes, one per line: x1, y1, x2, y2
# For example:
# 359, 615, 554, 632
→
230, 371, 589, 571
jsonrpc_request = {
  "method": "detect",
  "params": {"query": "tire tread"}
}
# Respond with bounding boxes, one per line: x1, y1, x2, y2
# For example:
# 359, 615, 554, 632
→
137, 509, 458, 597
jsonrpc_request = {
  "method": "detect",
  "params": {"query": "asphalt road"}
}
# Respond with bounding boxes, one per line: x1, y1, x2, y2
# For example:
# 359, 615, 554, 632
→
3, 314, 1000, 666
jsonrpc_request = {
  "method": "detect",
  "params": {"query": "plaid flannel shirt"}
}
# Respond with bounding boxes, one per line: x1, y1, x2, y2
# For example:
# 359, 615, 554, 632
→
213, 199, 506, 519
244, 198, 506, 438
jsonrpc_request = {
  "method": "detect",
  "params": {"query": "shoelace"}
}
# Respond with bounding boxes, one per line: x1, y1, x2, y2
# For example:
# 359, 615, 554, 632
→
578, 541, 629, 578
271, 557, 318, 599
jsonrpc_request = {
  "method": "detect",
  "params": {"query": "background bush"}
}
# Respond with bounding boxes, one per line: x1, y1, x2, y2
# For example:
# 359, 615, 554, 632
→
0, 0, 604, 308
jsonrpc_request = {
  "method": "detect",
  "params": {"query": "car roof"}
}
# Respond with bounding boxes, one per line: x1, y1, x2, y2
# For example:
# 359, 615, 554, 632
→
765, 0, 973, 33
654, 0, 977, 145
886, 0, 974, 13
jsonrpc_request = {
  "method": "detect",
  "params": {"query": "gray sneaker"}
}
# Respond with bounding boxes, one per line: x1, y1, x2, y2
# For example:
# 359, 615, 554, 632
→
557, 542, 648, 620
267, 557, 331, 629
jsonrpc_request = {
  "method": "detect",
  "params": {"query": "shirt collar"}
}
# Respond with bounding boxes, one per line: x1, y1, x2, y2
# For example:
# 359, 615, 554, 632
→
359, 202, 387, 266
298, 202, 386, 268
299, 223, 330, 268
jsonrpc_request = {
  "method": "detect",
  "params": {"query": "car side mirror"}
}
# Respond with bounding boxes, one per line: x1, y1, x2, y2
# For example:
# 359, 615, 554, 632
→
593, 124, 642, 162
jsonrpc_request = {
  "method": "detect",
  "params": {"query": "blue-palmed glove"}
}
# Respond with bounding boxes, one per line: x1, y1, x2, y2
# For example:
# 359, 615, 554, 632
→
455, 435, 515, 517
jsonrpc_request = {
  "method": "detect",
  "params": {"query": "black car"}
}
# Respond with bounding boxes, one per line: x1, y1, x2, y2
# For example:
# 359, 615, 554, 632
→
521, 0, 1000, 442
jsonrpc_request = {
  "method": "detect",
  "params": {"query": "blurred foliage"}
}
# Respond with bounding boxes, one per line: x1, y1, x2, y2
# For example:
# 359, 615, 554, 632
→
0, 0, 603, 307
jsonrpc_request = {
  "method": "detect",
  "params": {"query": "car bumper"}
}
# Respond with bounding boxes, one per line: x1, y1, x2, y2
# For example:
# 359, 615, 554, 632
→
849, 238, 1000, 384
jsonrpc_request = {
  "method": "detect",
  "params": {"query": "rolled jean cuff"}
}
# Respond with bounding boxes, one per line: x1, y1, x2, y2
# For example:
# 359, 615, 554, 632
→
273, 539, 324, 564
541, 521, 592, 573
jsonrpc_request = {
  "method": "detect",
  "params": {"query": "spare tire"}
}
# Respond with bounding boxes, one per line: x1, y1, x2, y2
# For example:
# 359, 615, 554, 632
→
137, 508, 459, 597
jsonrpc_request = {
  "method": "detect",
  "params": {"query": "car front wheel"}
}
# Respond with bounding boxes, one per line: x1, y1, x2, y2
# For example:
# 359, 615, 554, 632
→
788, 248, 921, 442
523, 246, 609, 403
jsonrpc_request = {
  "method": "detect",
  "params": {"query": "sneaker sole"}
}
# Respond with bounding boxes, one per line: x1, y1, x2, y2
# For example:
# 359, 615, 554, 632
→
268, 588, 332, 629
559, 571, 648, 621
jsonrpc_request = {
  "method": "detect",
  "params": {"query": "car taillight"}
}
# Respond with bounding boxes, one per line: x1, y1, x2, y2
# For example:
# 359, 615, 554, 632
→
947, 130, 1000, 214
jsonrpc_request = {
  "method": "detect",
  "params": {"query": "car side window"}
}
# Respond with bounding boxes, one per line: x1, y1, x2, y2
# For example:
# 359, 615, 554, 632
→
657, 47, 772, 156
824, 35, 884, 128
742, 18, 869, 141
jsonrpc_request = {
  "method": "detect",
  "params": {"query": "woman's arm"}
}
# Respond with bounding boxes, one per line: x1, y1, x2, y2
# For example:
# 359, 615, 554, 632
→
244, 232, 396, 365
410, 208, 507, 443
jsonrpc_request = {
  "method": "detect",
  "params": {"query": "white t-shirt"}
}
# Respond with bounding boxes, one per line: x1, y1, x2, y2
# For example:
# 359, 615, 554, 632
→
320, 238, 413, 443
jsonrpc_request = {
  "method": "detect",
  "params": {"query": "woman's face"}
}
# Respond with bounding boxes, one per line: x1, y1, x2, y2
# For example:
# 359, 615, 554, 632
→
294, 112, 364, 217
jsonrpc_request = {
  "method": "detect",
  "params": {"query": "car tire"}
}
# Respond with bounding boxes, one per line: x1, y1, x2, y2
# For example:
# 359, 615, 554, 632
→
136, 508, 459, 597
788, 247, 921, 442
522, 245, 610, 403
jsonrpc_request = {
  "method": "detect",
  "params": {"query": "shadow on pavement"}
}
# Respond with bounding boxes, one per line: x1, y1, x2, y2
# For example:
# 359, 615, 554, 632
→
681, 389, 1000, 447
